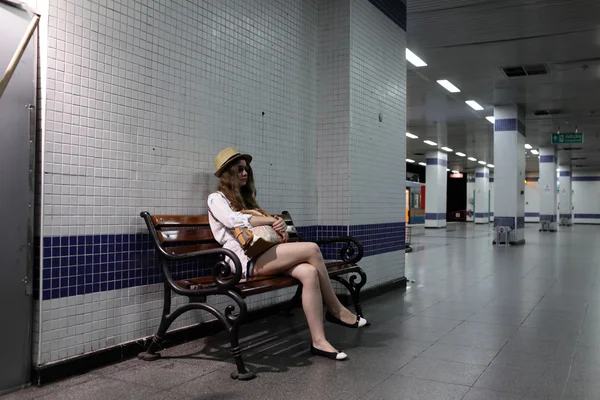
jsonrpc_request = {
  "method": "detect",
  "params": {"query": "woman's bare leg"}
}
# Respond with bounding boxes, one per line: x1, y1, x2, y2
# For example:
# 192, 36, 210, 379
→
254, 243, 359, 325
283, 263, 338, 353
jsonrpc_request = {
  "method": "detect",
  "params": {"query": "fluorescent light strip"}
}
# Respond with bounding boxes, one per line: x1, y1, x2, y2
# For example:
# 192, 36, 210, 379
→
406, 132, 418, 139
530, 149, 539, 155
525, 144, 532, 149
451, 170, 460, 174
418, 162, 427, 166
487, 164, 494, 168
423, 140, 437, 146
441, 146, 453, 152
468, 157, 477, 162
465, 100, 484, 111
478, 161, 487, 165
455, 152, 466, 157
405, 49, 427, 67
486, 116, 495, 124
437, 80, 461, 93
406, 158, 415, 163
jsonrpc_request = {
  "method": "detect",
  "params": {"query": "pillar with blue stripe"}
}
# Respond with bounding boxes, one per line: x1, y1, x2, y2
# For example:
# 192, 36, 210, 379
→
425, 150, 447, 228
466, 174, 475, 222
539, 147, 557, 230
475, 167, 490, 224
493, 105, 526, 244
558, 164, 572, 225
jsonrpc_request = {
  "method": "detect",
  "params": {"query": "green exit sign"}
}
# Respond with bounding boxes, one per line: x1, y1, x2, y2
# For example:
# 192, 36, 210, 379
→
551, 133, 583, 144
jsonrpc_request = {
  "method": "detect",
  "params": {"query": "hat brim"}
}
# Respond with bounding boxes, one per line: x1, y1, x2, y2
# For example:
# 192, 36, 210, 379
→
214, 153, 252, 177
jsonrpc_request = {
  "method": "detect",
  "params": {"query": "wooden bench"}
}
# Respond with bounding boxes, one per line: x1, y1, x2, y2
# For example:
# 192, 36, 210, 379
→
138, 210, 367, 380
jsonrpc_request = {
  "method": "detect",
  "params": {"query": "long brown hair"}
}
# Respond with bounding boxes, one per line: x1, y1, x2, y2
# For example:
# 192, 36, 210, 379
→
217, 159, 260, 211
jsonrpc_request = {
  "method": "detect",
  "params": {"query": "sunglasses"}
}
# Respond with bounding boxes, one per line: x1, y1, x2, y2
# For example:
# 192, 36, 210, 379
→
238, 165, 251, 173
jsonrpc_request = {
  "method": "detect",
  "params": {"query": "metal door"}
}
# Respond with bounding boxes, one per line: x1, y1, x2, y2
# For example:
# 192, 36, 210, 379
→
0, 2, 37, 393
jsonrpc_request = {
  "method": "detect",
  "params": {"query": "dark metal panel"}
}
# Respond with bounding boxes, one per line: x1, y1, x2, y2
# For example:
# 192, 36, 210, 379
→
0, 2, 36, 393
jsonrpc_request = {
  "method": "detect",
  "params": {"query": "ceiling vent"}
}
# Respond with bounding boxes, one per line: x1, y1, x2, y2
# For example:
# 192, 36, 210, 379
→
570, 157, 586, 161
413, 152, 425, 156
501, 64, 549, 78
532, 109, 562, 116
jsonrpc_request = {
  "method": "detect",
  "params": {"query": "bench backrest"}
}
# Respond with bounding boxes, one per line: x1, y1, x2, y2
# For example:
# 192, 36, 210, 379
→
141, 211, 300, 256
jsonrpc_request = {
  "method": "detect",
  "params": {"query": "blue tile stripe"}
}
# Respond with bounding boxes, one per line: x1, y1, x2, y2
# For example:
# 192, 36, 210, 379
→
574, 214, 600, 219
475, 172, 489, 178
572, 176, 600, 181
525, 212, 540, 217
425, 213, 446, 220
38, 223, 406, 300
489, 178, 494, 182
540, 155, 554, 163
475, 213, 489, 218
559, 214, 572, 219
426, 158, 448, 167
494, 118, 517, 132
559, 171, 571, 177
368, 0, 407, 31
540, 214, 557, 222
468, 179, 475, 183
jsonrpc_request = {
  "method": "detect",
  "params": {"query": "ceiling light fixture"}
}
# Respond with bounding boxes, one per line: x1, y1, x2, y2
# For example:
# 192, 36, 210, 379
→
468, 157, 477, 162
406, 158, 415, 163
441, 146, 453, 152
465, 100, 484, 111
406, 49, 427, 67
530, 149, 539, 155
423, 140, 437, 146
418, 162, 427, 166
436, 80, 461, 93
451, 170, 460, 174
487, 164, 494, 168
455, 152, 466, 157
406, 132, 419, 139
478, 161, 487, 165
486, 116, 495, 124
525, 144, 532, 149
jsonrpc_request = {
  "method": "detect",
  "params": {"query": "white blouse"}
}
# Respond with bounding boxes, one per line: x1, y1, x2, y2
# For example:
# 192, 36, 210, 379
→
207, 191, 254, 277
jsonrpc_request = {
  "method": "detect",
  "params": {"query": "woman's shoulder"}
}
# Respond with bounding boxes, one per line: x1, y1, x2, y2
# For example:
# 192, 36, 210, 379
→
208, 191, 230, 205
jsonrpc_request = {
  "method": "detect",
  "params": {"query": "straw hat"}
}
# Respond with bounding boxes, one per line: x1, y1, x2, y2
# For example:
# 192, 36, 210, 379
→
214, 147, 252, 176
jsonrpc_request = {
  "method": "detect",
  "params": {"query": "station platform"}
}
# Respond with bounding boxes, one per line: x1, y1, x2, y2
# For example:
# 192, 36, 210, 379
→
3, 223, 600, 400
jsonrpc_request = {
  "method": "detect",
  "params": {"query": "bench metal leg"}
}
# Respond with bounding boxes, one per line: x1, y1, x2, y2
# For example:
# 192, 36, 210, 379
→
139, 282, 172, 361
225, 291, 255, 380
331, 269, 367, 319
283, 284, 303, 316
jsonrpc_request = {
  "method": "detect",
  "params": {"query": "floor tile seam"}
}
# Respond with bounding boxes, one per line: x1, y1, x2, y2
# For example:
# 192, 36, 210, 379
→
26, 374, 104, 400
408, 353, 495, 368
104, 364, 220, 392
389, 372, 475, 389
560, 300, 591, 399
355, 372, 403, 400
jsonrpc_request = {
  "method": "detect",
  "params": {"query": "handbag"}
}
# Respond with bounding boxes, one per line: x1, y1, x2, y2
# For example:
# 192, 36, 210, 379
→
233, 209, 289, 258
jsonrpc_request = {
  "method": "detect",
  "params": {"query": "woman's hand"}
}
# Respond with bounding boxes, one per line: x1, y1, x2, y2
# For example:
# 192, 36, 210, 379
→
272, 216, 287, 233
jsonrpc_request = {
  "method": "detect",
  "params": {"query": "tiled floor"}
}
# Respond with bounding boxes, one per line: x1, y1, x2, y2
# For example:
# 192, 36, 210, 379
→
4, 223, 600, 399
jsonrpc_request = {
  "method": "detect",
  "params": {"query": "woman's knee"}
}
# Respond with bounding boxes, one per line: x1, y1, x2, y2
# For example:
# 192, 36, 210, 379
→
306, 242, 323, 259
294, 263, 319, 285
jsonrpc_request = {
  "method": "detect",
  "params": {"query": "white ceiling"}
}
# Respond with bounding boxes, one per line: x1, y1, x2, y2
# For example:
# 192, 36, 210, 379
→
405, 0, 600, 173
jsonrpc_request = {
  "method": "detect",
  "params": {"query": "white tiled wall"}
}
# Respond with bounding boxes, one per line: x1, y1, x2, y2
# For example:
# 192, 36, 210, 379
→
349, 0, 406, 226
348, 0, 406, 283
317, 0, 350, 227
37, 0, 407, 365
39, 0, 320, 365
573, 172, 600, 224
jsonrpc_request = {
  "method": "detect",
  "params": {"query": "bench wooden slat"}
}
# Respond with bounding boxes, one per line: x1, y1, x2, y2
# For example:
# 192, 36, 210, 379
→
158, 229, 215, 243
164, 243, 222, 255
152, 215, 210, 227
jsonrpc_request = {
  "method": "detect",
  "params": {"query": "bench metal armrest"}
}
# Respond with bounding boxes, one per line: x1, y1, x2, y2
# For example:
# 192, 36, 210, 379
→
313, 236, 364, 264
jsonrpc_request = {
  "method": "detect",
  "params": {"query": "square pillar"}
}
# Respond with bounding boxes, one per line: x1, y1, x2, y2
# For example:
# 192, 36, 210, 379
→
425, 151, 447, 228
493, 105, 526, 244
466, 174, 475, 222
558, 165, 572, 225
539, 147, 557, 231
475, 167, 490, 223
